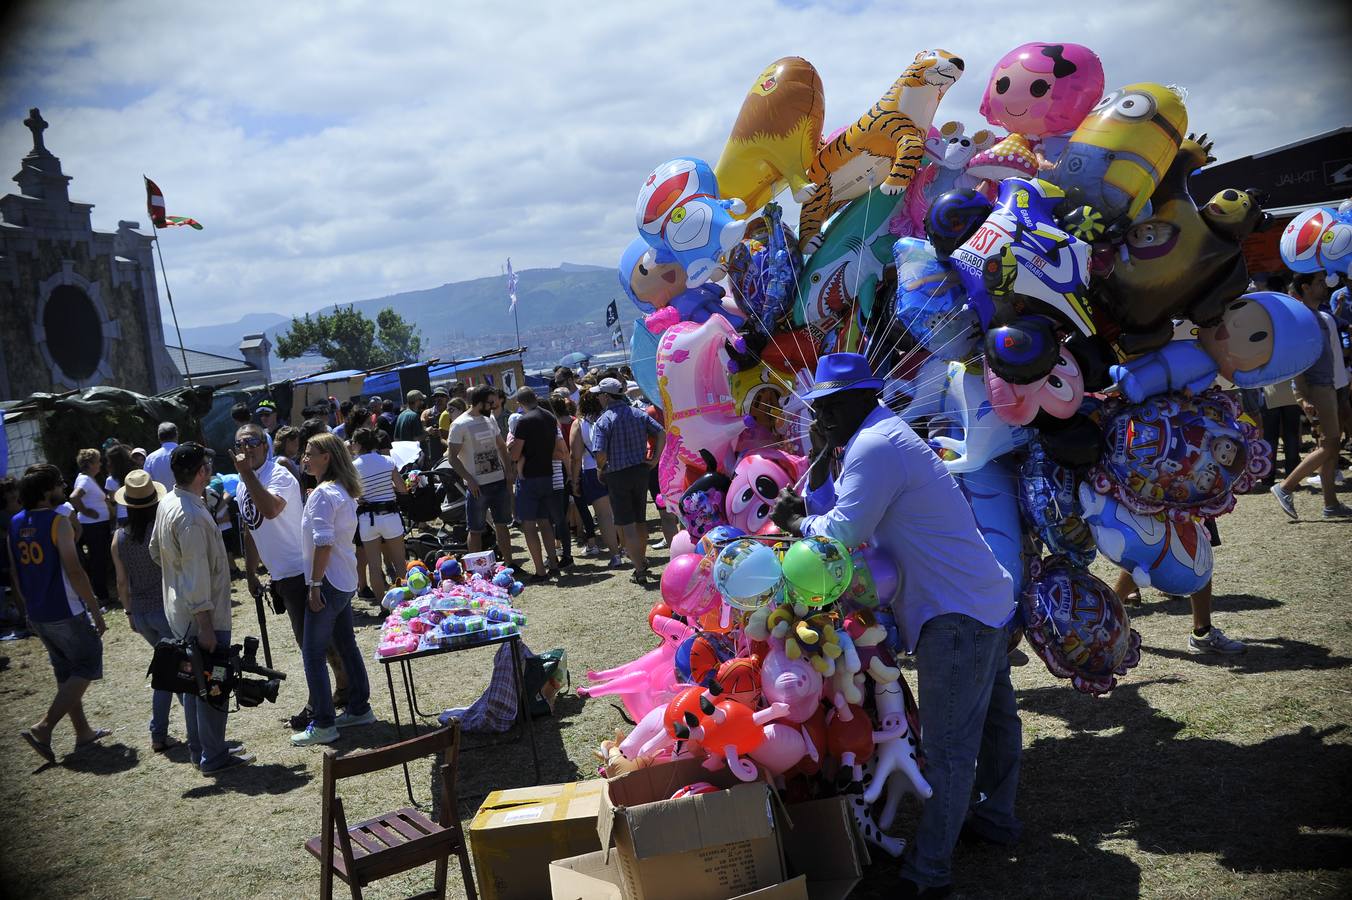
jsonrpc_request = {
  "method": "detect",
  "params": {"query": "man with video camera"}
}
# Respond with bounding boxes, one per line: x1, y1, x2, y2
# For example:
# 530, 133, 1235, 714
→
149, 442, 253, 773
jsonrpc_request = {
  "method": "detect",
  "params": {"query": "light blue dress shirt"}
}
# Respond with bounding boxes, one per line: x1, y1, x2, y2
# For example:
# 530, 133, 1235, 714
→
803, 404, 1015, 652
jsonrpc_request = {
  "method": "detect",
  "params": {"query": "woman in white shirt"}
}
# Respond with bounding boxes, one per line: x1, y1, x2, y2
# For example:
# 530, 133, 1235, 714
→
350, 427, 408, 597
70, 447, 113, 608
104, 444, 136, 525
292, 432, 376, 746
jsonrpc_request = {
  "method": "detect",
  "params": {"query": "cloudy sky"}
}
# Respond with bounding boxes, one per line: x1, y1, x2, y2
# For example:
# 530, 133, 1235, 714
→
1, 0, 1347, 328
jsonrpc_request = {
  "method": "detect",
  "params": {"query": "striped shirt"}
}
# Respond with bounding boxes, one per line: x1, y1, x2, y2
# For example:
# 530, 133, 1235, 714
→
354, 452, 397, 504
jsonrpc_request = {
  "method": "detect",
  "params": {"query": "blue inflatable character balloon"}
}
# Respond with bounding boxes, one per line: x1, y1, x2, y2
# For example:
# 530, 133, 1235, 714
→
1078, 484, 1213, 596
1021, 555, 1142, 696
1109, 292, 1325, 403
635, 157, 749, 288
892, 238, 981, 359
956, 458, 1026, 593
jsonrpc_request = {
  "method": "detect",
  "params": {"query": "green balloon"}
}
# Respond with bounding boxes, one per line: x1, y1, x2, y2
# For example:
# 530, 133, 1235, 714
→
781, 535, 854, 607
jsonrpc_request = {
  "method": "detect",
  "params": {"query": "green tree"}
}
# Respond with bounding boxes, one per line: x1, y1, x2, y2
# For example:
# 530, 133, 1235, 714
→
275, 305, 423, 370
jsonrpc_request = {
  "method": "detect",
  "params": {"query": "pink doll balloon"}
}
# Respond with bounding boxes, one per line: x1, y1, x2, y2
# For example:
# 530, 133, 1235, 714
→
980, 42, 1104, 164
725, 449, 806, 534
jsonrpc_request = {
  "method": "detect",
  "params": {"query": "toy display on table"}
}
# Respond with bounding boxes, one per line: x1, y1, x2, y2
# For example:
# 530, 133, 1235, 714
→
375, 556, 528, 658
601, 37, 1286, 857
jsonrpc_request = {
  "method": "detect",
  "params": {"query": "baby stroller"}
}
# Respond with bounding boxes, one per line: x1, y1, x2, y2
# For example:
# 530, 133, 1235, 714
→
401, 457, 496, 567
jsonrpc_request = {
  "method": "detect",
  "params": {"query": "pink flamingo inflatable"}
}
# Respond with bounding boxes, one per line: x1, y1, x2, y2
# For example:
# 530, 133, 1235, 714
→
579, 612, 695, 721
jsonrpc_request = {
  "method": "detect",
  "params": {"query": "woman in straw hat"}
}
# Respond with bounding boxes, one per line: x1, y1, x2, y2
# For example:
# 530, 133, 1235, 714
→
111, 469, 181, 753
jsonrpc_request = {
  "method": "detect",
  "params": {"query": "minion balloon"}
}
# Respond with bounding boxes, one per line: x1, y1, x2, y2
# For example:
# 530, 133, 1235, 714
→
1049, 83, 1188, 226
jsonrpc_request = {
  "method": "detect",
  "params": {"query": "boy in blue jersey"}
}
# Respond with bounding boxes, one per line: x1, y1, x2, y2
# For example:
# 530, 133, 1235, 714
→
8, 464, 108, 764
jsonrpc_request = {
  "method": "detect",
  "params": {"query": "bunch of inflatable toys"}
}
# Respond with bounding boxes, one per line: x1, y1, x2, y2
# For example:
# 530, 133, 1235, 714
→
599, 40, 1325, 856
376, 558, 527, 658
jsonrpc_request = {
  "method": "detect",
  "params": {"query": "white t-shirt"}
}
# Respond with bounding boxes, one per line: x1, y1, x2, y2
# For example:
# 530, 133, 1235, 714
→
448, 412, 505, 486
302, 481, 359, 594
354, 452, 397, 504
105, 476, 128, 521
72, 473, 110, 525
1319, 310, 1350, 390
234, 457, 306, 580
578, 419, 598, 471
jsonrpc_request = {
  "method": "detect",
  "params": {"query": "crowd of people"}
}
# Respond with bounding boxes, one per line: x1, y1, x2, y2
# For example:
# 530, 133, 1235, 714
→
1, 362, 686, 770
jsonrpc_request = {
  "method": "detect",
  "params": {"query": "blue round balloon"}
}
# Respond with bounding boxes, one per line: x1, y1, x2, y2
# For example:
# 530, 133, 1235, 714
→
713, 538, 783, 611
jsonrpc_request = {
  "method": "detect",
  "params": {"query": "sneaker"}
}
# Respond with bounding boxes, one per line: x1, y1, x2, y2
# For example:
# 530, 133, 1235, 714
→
630, 570, 649, 586
203, 752, 255, 773
335, 708, 376, 728
1302, 471, 1347, 488
290, 724, 340, 746
1188, 626, 1246, 655
650, 537, 668, 549
607, 555, 624, 570
1322, 502, 1352, 519
1270, 484, 1298, 521
582, 544, 601, 558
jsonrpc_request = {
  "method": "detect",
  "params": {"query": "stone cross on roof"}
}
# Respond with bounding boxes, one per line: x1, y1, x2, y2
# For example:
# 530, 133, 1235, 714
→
25, 107, 50, 156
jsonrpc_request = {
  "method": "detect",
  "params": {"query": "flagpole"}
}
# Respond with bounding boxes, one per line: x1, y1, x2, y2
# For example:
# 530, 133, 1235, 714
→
150, 217, 195, 389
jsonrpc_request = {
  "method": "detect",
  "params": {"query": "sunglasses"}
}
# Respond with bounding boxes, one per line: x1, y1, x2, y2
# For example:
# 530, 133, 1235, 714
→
234, 437, 266, 449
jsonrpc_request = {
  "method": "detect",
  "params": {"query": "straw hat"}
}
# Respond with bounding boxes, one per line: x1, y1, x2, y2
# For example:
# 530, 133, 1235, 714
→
114, 469, 166, 508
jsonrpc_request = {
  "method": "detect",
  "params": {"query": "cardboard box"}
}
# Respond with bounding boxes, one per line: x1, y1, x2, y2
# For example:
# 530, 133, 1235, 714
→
471, 779, 606, 900
551, 852, 808, 900
597, 758, 786, 900
777, 797, 869, 900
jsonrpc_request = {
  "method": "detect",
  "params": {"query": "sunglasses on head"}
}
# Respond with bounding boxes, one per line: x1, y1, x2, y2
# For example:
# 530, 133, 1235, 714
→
234, 436, 266, 449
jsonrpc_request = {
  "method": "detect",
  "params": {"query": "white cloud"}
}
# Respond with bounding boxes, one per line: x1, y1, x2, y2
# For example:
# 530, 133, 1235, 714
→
0, 0, 1347, 327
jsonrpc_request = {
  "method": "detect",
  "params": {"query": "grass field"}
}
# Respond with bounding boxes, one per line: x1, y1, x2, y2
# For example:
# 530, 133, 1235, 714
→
1, 483, 1349, 899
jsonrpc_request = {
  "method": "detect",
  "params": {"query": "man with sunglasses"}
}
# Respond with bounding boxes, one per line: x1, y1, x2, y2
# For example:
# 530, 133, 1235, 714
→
233, 425, 347, 729
772, 353, 1021, 898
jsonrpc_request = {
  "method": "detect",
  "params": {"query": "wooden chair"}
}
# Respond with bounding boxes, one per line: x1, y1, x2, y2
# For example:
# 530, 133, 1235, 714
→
305, 723, 477, 900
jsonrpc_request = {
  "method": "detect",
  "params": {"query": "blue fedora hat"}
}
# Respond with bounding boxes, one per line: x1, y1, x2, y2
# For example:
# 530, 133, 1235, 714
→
803, 352, 884, 402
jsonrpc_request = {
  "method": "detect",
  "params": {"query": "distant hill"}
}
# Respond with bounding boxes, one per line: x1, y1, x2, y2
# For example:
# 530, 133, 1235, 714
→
173, 264, 623, 367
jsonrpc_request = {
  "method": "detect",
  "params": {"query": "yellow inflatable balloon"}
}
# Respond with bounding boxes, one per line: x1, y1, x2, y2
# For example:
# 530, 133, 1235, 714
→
715, 57, 825, 220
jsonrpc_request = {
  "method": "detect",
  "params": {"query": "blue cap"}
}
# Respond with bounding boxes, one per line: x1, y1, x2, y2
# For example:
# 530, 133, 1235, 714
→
803, 353, 884, 401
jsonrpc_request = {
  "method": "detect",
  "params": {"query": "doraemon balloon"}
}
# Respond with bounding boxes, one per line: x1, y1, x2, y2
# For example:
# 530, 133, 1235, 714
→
1091, 389, 1270, 520
1078, 484, 1212, 596
1280, 206, 1352, 276
636, 157, 749, 287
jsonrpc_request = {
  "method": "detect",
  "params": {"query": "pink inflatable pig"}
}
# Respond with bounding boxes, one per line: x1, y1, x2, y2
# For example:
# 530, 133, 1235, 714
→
761, 642, 824, 724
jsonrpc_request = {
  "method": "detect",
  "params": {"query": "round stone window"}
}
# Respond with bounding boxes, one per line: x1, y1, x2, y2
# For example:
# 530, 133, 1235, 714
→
43, 285, 102, 381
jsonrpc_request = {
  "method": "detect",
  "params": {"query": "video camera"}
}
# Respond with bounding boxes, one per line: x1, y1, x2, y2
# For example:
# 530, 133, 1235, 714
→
149, 635, 286, 712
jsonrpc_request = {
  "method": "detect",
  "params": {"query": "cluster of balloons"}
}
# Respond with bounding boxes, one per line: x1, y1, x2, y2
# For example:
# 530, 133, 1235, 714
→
1281, 200, 1352, 280
582, 529, 927, 857
599, 39, 1324, 836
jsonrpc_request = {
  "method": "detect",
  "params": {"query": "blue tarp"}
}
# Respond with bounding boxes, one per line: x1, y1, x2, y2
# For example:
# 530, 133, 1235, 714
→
294, 369, 364, 385
361, 365, 421, 398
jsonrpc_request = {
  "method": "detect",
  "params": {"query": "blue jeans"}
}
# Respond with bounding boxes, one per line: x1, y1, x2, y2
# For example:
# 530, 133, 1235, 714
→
183, 629, 232, 772
129, 608, 179, 744
303, 581, 371, 730
902, 613, 1022, 888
